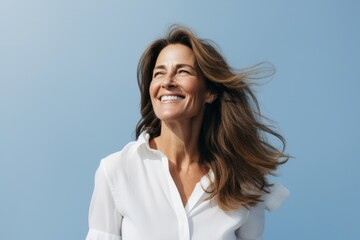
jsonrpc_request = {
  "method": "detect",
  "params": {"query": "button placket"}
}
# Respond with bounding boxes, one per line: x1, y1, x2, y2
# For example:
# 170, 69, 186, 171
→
158, 154, 190, 240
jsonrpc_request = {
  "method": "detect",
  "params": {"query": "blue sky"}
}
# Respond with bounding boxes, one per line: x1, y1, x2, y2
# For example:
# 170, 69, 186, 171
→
1, 1, 359, 239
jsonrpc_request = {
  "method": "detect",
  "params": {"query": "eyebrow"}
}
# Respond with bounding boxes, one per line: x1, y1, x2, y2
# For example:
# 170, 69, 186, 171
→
153, 64, 196, 71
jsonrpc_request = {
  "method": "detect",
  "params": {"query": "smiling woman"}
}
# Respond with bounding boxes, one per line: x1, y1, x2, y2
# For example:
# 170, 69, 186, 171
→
86, 25, 290, 240
150, 44, 211, 124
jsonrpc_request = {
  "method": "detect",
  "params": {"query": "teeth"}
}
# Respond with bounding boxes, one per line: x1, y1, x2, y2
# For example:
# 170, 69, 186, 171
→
161, 95, 184, 102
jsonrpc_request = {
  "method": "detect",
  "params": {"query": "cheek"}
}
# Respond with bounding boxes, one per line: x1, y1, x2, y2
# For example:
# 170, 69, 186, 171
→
149, 81, 157, 98
188, 82, 208, 101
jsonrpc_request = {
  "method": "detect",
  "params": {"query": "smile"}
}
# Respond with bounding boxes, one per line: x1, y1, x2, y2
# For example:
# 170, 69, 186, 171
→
160, 95, 185, 102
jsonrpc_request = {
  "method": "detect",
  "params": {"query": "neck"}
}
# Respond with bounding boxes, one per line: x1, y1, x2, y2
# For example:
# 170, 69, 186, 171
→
151, 119, 203, 170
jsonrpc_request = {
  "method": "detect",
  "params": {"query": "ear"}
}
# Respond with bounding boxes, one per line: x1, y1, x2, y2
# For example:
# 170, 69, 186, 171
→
205, 92, 217, 104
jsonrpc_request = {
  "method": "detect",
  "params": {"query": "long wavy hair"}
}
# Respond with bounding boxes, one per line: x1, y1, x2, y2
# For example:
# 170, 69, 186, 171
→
136, 25, 289, 211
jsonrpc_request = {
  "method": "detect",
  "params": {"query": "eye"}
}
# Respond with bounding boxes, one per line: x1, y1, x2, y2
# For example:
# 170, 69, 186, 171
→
153, 71, 165, 78
177, 69, 190, 76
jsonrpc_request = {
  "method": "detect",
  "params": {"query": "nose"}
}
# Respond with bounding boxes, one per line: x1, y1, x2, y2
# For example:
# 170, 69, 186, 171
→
161, 74, 177, 89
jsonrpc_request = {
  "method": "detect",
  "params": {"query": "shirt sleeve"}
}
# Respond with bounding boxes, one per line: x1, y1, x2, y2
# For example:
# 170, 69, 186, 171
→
235, 184, 289, 240
86, 162, 123, 240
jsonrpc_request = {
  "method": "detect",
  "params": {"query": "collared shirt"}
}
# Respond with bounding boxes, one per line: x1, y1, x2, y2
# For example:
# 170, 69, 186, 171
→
86, 132, 289, 240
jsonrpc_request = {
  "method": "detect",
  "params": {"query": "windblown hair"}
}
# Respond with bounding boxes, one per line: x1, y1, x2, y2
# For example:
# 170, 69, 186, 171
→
136, 25, 289, 211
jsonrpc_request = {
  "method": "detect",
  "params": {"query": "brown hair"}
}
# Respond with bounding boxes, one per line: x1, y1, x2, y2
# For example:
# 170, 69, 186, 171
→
136, 25, 288, 211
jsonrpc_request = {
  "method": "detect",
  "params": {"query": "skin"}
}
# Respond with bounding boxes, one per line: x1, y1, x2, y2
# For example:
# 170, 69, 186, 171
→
149, 44, 215, 206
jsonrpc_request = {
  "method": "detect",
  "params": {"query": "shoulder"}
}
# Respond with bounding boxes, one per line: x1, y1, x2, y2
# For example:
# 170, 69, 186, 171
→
236, 184, 289, 238
262, 183, 290, 212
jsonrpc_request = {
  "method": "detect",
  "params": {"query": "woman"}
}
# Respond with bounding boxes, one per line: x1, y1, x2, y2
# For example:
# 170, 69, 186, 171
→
86, 26, 289, 240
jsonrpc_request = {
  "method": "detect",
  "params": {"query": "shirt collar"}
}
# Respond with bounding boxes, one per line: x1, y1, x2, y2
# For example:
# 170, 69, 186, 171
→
137, 131, 215, 186
137, 131, 151, 148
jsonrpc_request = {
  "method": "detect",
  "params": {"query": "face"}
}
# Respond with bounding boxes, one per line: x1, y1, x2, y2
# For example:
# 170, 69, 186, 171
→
149, 44, 212, 123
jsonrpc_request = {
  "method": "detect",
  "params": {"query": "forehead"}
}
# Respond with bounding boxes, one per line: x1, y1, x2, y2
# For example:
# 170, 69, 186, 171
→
155, 44, 195, 66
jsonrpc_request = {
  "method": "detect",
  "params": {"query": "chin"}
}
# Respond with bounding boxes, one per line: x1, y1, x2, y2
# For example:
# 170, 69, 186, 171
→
156, 114, 183, 122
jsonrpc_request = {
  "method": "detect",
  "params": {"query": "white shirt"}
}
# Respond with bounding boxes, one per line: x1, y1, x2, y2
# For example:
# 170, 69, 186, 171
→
86, 132, 289, 240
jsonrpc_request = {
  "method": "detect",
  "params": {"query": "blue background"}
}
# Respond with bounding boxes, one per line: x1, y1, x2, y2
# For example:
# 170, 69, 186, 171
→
1, 0, 359, 239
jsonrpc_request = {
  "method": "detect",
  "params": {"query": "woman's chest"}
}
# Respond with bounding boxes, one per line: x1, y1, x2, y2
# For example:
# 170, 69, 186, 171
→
112, 161, 249, 240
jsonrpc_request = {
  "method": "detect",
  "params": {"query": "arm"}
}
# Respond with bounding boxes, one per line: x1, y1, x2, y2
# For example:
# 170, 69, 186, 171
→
86, 162, 123, 240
